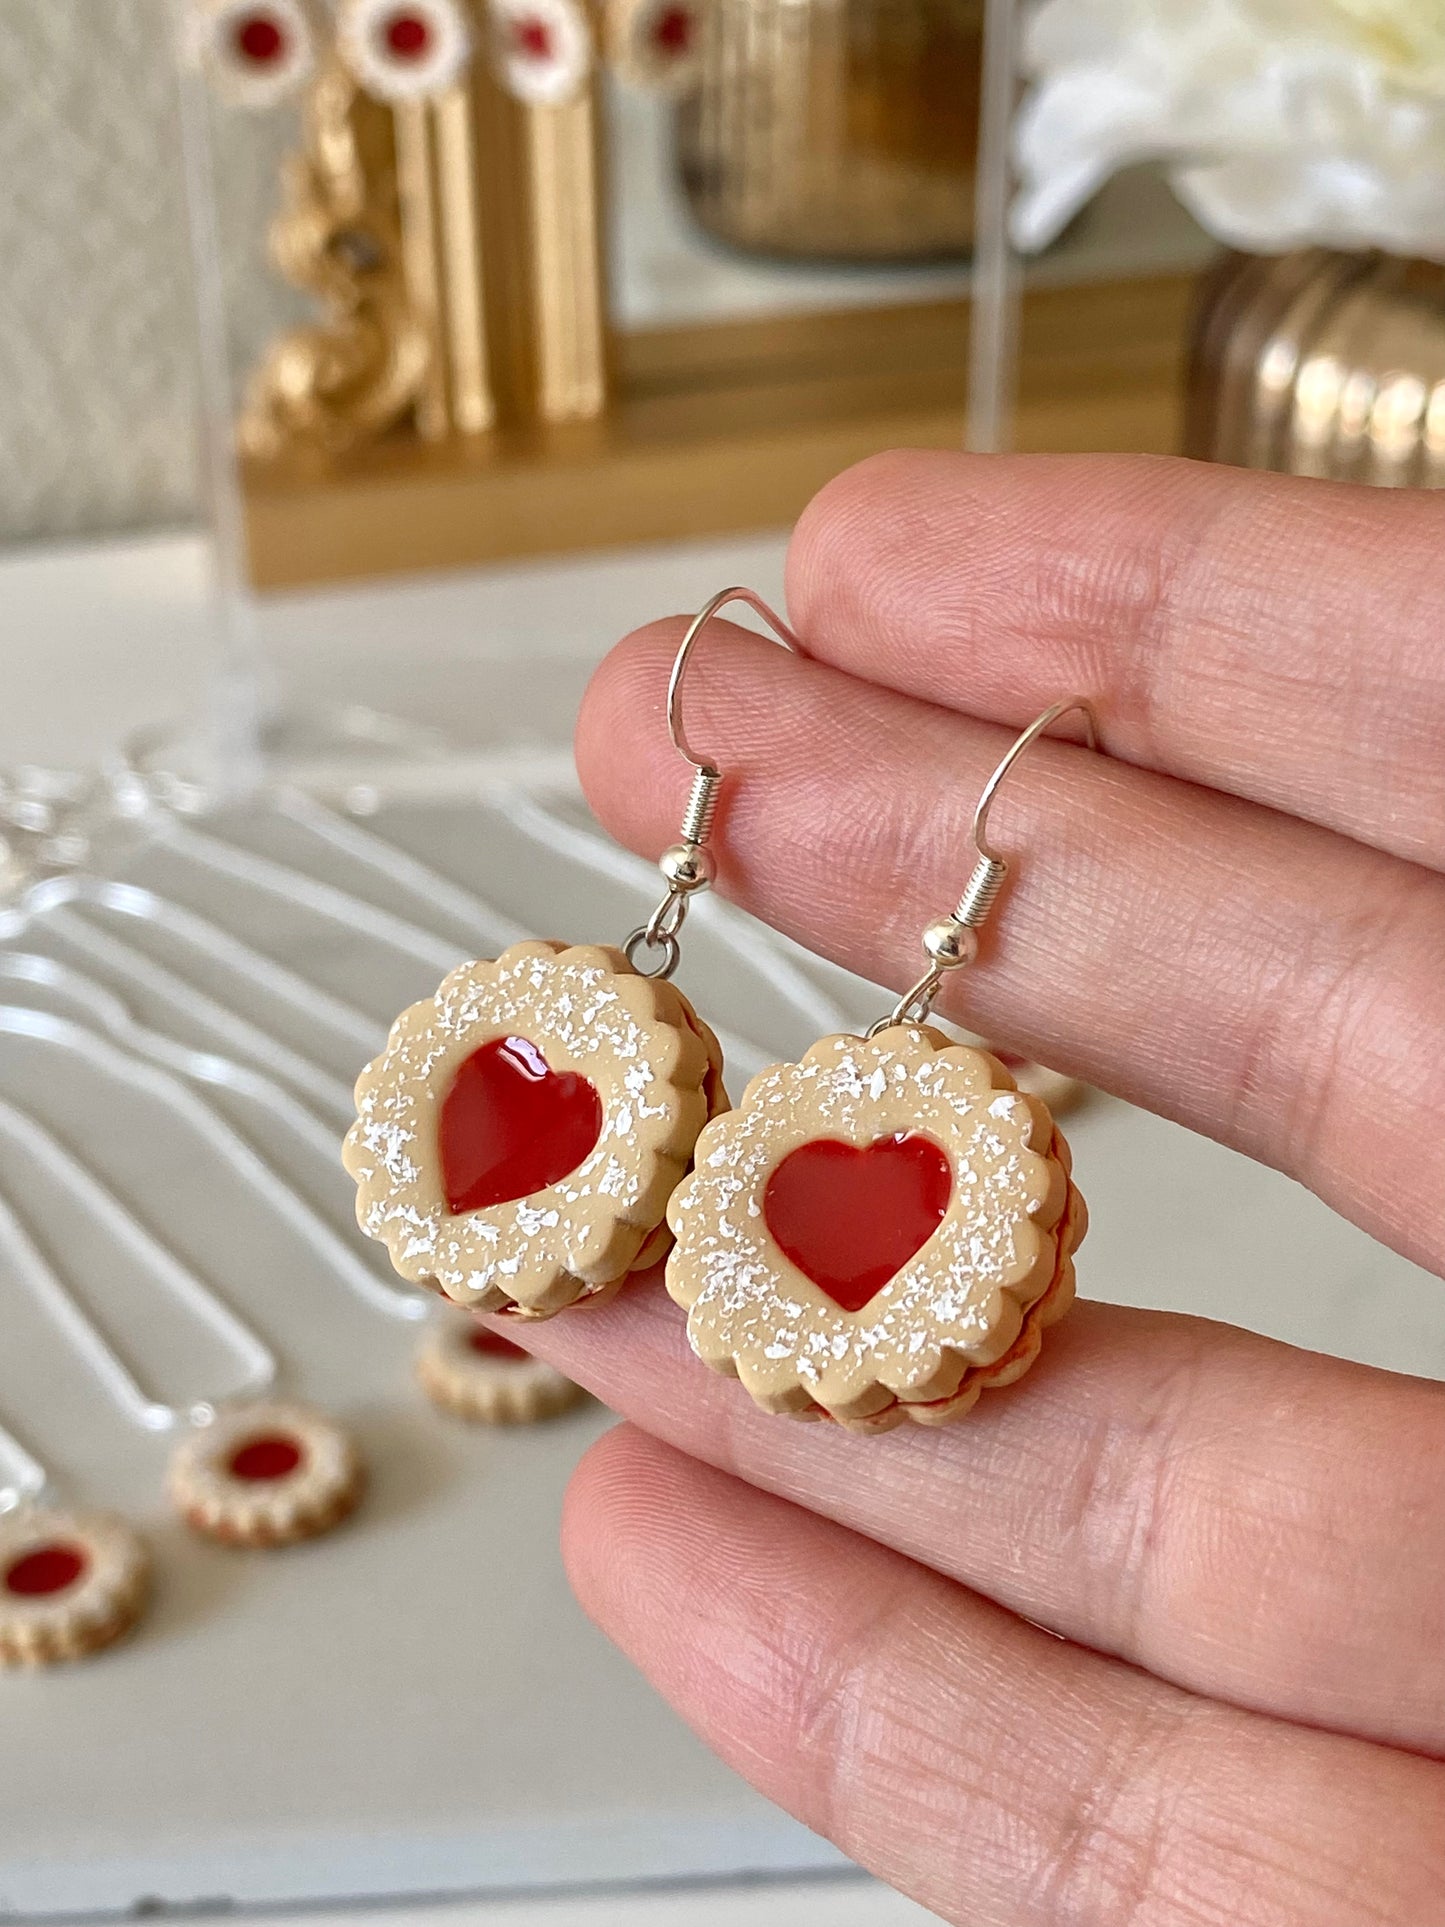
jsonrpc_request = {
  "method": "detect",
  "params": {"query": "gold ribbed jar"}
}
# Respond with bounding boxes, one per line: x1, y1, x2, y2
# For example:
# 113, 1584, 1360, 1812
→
676, 0, 984, 261
1185, 250, 1445, 486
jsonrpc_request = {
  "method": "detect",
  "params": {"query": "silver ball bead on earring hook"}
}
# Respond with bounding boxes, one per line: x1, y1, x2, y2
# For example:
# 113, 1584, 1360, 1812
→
921, 917, 978, 970
659, 841, 716, 893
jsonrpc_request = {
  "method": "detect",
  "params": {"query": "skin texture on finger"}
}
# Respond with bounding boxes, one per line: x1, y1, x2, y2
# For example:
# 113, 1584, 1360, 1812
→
785, 450, 1445, 871
564, 1427, 1445, 1927
492, 1289, 1445, 1756
575, 624, 1445, 1277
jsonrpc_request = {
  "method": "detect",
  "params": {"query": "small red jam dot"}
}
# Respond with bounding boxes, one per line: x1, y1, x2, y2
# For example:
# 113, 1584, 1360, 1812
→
469, 1327, 529, 1363
514, 17, 553, 59
235, 13, 286, 63
385, 11, 431, 57
652, 6, 692, 53
228, 1434, 304, 1482
4, 1544, 88, 1598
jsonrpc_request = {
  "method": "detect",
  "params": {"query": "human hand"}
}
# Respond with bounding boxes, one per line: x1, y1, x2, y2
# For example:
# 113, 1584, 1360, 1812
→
501, 451, 1445, 1926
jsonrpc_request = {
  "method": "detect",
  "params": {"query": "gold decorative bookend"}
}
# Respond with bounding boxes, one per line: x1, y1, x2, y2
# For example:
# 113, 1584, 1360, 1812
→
240, 8, 611, 461
239, 61, 433, 459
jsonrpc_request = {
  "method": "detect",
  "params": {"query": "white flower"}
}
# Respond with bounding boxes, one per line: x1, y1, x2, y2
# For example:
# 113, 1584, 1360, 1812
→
1012, 0, 1445, 263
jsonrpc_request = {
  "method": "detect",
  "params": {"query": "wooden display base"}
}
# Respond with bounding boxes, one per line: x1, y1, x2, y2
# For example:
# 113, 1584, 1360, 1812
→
242, 273, 1193, 589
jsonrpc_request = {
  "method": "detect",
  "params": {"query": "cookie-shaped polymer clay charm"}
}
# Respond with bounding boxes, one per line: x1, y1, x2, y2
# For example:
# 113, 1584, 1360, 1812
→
168, 1402, 363, 1547
0, 1508, 149, 1667
345, 940, 726, 1317
416, 1316, 586, 1424
666, 1026, 1084, 1432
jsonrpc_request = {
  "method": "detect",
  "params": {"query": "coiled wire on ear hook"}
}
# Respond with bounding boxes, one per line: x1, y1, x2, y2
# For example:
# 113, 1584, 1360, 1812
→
867, 698, 1100, 1036
623, 589, 800, 979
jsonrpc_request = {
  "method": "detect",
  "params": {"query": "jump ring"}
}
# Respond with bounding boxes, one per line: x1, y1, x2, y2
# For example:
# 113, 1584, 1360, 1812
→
866, 966, 944, 1037
623, 926, 682, 980
644, 888, 688, 948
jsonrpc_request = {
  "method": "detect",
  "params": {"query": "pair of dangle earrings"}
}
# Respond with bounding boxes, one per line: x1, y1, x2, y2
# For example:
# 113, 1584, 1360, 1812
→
346, 591, 1093, 1433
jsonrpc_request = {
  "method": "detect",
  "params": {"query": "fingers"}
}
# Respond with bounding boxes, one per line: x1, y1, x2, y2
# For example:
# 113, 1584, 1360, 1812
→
785, 450, 1445, 871
496, 1288, 1445, 1756
564, 1427, 1445, 1927
575, 625, 1445, 1276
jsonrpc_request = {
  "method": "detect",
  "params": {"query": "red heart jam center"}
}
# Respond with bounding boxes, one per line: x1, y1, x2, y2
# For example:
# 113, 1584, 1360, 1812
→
439, 1036, 603, 1216
762, 1135, 951, 1313
228, 1435, 305, 1482
4, 1543, 88, 1598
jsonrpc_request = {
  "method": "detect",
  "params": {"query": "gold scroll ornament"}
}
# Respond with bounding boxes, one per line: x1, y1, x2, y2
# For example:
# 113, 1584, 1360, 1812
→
239, 60, 433, 458
240, 11, 609, 462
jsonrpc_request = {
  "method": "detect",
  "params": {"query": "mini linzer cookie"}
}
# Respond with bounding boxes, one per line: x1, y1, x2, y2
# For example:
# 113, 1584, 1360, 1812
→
346, 940, 725, 1316
416, 1314, 587, 1424
0, 1508, 149, 1667
667, 1026, 1083, 1430
168, 1401, 363, 1547
662, 693, 1101, 1432
343, 592, 812, 1320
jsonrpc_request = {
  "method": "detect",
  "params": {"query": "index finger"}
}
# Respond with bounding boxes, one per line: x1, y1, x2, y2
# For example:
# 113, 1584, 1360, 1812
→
786, 451, 1445, 871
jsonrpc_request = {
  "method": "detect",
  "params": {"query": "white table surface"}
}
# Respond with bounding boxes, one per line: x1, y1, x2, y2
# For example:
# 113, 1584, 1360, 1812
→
2, 525, 942, 1927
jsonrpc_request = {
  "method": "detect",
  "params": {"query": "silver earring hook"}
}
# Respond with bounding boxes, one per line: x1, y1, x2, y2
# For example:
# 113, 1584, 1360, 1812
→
666, 587, 801, 772
869, 696, 1100, 1036
625, 588, 799, 980
971, 698, 1098, 861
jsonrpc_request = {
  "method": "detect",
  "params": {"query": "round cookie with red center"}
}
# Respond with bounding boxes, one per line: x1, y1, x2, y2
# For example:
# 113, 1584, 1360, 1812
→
345, 940, 726, 1318
666, 1026, 1083, 1428
337, 0, 473, 100
604, 0, 705, 92
0, 1509, 149, 1667
487, 0, 592, 104
168, 1403, 363, 1548
190, 0, 316, 108
416, 1316, 585, 1423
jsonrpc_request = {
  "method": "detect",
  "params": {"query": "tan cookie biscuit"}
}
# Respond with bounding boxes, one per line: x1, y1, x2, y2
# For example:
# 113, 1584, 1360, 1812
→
0, 1509, 149, 1667
607, 990, 729, 1283
666, 1026, 1080, 1426
345, 941, 716, 1316
169, 1402, 363, 1547
821, 1169, 1087, 1433
416, 1316, 586, 1424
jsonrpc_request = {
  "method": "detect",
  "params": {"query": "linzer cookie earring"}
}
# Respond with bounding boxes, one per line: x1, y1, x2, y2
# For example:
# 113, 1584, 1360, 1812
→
0, 1422, 149, 1669
345, 589, 800, 1318
415, 1314, 586, 1424
667, 700, 1098, 1434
